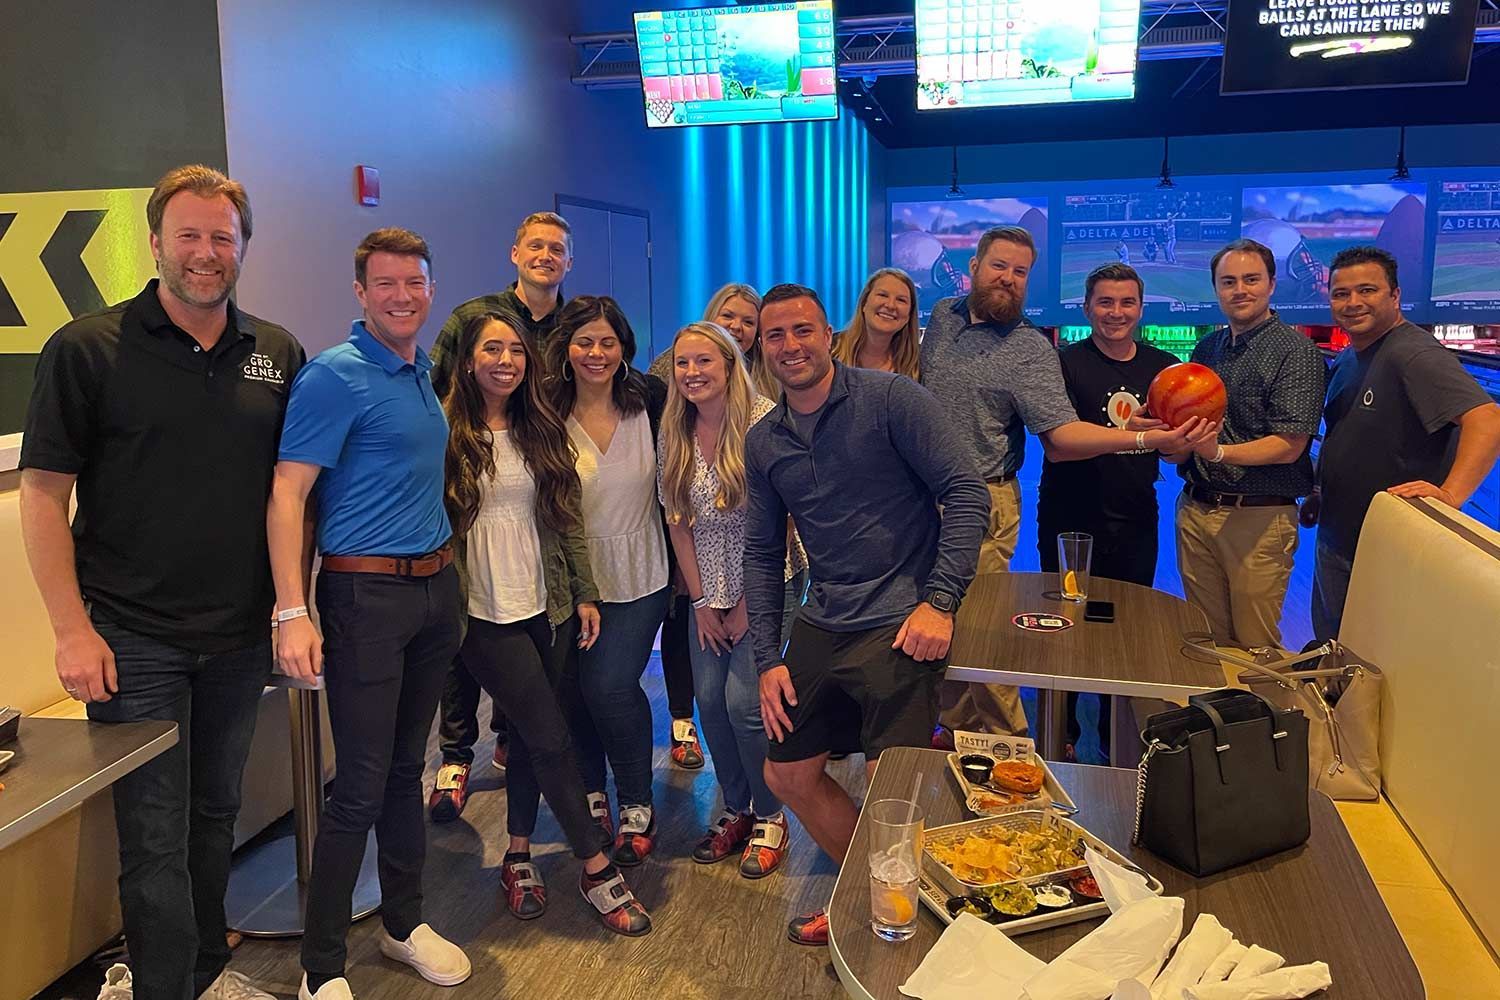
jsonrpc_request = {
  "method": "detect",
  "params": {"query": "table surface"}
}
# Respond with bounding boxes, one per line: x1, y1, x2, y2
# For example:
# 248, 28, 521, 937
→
0, 716, 178, 851
947, 572, 1225, 700
829, 747, 1424, 1000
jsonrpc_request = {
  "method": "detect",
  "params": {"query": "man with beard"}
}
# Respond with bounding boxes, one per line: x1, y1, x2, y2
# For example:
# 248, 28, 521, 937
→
20, 165, 302, 1000
425, 210, 574, 822
921, 226, 1214, 736
744, 283, 989, 946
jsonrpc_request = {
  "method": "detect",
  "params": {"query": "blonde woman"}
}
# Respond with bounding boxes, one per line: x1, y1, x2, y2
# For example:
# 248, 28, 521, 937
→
657, 322, 789, 878
834, 268, 921, 379
649, 283, 779, 398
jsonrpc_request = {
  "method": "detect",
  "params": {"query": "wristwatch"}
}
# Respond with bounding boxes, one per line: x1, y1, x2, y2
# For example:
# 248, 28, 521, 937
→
924, 589, 959, 614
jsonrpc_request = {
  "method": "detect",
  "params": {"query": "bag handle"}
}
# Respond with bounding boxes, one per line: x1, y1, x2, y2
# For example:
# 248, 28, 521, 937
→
1187, 688, 1293, 780
1183, 633, 1346, 688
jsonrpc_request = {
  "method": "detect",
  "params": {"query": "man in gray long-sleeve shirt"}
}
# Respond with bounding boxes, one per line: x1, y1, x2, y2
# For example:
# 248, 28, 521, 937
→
744, 283, 988, 946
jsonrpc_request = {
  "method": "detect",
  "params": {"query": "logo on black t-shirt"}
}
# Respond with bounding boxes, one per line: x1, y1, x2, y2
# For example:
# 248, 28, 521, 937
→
1102, 386, 1141, 429
243, 352, 286, 385
1362, 387, 1375, 408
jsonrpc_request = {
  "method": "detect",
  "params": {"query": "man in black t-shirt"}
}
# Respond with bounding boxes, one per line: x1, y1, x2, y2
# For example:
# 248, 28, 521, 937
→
1038, 264, 1177, 584
1037, 264, 1176, 759
19, 166, 301, 1000
1305, 247, 1500, 639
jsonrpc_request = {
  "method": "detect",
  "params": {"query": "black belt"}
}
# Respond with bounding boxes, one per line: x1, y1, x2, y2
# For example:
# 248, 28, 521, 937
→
1185, 485, 1297, 509
986, 471, 1017, 485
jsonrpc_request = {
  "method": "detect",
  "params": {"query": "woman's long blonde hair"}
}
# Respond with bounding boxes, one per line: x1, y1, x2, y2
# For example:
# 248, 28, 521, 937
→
703, 283, 780, 398
835, 268, 921, 379
659, 322, 758, 526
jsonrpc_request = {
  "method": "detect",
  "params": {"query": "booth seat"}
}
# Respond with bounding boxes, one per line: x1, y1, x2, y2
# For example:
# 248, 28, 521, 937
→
0, 472, 331, 1000
1341, 492, 1500, 956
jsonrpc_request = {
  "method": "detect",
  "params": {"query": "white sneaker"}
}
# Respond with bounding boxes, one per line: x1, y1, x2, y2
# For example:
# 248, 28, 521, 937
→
200, 970, 275, 1000
377, 923, 471, 986
97, 964, 132, 1000
298, 975, 354, 1000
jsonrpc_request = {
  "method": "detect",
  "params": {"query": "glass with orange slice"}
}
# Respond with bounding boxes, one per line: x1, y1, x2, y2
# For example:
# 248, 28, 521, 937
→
1057, 532, 1093, 602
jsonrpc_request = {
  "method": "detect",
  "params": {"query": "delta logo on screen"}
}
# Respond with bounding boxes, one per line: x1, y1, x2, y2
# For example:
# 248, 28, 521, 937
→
1221, 0, 1479, 94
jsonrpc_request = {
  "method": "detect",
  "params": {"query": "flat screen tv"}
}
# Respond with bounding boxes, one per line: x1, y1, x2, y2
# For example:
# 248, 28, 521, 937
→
914, 0, 1142, 110
1220, 0, 1479, 94
634, 2, 838, 128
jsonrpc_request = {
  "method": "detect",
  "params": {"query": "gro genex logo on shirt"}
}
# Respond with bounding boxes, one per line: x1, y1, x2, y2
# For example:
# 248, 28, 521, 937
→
243, 353, 285, 385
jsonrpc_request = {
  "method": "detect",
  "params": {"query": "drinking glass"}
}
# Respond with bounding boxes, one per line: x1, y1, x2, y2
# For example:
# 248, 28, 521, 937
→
1057, 532, 1093, 602
868, 798, 924, 941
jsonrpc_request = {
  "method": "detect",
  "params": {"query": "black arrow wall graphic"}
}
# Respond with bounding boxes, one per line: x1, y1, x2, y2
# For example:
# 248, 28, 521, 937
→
40, 208, 108, 318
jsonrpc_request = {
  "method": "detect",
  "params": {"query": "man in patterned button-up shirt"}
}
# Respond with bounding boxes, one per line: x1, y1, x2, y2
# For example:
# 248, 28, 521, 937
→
1159, 239, 1326, 649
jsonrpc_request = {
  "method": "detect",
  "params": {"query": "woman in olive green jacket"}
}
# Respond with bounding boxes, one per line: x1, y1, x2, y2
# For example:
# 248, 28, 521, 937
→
442, 305, 651, 937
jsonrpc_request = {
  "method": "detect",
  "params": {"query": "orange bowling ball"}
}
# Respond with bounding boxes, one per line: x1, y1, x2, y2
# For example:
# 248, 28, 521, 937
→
1147, 363, 1227, 428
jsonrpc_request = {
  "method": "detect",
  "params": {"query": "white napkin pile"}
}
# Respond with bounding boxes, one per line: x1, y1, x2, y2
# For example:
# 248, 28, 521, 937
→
899, 849, 1332, 1000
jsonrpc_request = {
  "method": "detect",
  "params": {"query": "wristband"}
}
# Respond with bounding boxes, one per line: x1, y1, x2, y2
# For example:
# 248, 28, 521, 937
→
691, 595, 711, 610
1135, 430, 1147, 452
1211, 444, 1225, 463
276, 605, 309, 623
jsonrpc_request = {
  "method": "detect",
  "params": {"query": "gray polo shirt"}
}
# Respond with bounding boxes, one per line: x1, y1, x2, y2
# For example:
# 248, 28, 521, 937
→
920, 297, 1078, 480
1181, 313, 1325, 498
743, 364, 989, 673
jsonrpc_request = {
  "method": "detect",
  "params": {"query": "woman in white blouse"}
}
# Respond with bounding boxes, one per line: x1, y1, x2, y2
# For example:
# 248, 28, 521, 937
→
443, 306, 650, 935
657, 322, 790, 878
547, 296, 671, 868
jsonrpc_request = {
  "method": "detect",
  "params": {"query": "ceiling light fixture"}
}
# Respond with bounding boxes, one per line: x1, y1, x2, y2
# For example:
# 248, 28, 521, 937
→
945, 145, 967, 200
1390, 125, 1411, 180
1156, 135, 1176, 190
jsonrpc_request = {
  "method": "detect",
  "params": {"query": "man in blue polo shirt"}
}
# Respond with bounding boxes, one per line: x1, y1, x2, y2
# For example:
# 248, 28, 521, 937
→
267, 228, 469, 1000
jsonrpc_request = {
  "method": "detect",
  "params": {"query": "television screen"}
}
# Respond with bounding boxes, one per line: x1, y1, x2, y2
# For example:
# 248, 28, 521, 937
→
1239, 182, 1428, 317
914, 0, 1142, 109
634, 2, 837, 128
1220, 0, 1479, 95
1060, 187, 1238, 320
889, 196, 1051, 324
1431, 179, 1500, 317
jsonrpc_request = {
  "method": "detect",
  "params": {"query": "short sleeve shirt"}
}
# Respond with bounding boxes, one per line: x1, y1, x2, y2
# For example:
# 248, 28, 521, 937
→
1317, 322, 1493, 558
278, 322, 452, 557
19, 280, 304, 652
1181, 313, 1325, 497
920, 297, 1078, 480
658, 395, 776, 608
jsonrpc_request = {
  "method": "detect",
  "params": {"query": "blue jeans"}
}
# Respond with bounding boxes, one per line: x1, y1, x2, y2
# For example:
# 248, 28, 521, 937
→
86, 611, 271, 1000
1311, 532, 1354, 642
577, 586, 669, 809
689, 630, 781, 817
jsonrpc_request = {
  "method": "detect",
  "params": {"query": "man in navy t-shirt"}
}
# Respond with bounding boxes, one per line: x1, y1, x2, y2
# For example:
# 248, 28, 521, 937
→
1305, 247, 1500, 639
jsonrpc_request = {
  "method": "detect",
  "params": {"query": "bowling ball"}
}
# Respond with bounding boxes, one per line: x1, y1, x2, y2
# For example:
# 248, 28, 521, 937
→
1147, 362, 1227, 428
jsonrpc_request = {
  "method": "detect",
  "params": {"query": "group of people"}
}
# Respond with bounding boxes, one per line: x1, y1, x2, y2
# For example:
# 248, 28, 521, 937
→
18, 164, 1500, 1000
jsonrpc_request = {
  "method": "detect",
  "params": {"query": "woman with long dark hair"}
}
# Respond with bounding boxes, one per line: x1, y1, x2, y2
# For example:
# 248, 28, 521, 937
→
547, 296, 671, 867
445, 306, 650, 936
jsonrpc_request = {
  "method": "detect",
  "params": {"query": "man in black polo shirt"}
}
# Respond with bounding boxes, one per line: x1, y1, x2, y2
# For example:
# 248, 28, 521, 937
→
1305, 246, 1500, 640
425, 210, 574, 821
19, 166, 302, 1000
1164, 239, 1326, 649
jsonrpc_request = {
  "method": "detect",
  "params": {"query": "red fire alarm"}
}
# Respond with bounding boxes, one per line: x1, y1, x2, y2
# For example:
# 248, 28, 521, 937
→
355, 166, 380, 206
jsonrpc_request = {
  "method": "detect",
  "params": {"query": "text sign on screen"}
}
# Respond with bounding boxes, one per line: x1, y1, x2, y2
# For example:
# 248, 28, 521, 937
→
915, 0, 1142, 110
634, 2, 838, 129
1221, 0, 1479, 94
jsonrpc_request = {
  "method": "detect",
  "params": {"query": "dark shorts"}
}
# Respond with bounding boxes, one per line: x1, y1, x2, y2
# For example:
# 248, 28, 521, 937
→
766, 618, 946, 764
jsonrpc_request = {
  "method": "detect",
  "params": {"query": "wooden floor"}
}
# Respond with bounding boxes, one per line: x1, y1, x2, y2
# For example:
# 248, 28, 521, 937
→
227, 661, 867, 1000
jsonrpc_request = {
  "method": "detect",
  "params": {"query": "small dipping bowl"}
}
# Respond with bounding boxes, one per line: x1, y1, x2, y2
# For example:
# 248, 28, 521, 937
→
1033, 884, 1073, 910
1069, 873, 1103, 902
959, 753, 996, 786
945, 894, 996, 922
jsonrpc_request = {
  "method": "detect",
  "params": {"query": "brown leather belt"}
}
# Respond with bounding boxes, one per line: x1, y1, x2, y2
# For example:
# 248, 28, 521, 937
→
986, 471, 1018, 485
1185, 485, 1297, 509
322, 544, 454, 578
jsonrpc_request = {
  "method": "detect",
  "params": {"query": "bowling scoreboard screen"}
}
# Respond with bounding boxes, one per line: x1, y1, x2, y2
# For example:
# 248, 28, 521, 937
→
914, 0, 1143, 109
634, 2, 837, 128
1220, 0, 1480, 95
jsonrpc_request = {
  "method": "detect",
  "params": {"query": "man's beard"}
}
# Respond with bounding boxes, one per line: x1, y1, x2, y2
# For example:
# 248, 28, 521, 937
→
159, 255, 238, 309
970, 284, 1022, 326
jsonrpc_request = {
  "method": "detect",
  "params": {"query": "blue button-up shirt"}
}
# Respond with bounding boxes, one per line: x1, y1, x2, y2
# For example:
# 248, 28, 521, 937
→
278, 321, 451, 556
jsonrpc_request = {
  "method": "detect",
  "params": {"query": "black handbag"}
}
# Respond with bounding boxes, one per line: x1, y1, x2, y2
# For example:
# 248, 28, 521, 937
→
1132, 688, 1310, 876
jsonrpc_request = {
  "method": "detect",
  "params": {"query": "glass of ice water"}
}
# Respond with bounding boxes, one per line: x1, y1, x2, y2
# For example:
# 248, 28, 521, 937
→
867, 798, 924, 941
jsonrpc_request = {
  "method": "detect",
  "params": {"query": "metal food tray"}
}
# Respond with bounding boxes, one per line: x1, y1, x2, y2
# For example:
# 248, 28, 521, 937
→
917, 812, 1164, 936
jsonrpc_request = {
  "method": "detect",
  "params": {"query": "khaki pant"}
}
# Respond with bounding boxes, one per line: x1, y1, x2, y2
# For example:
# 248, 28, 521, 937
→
1175, 493, 1298, 650
940, 479, 1029, 736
